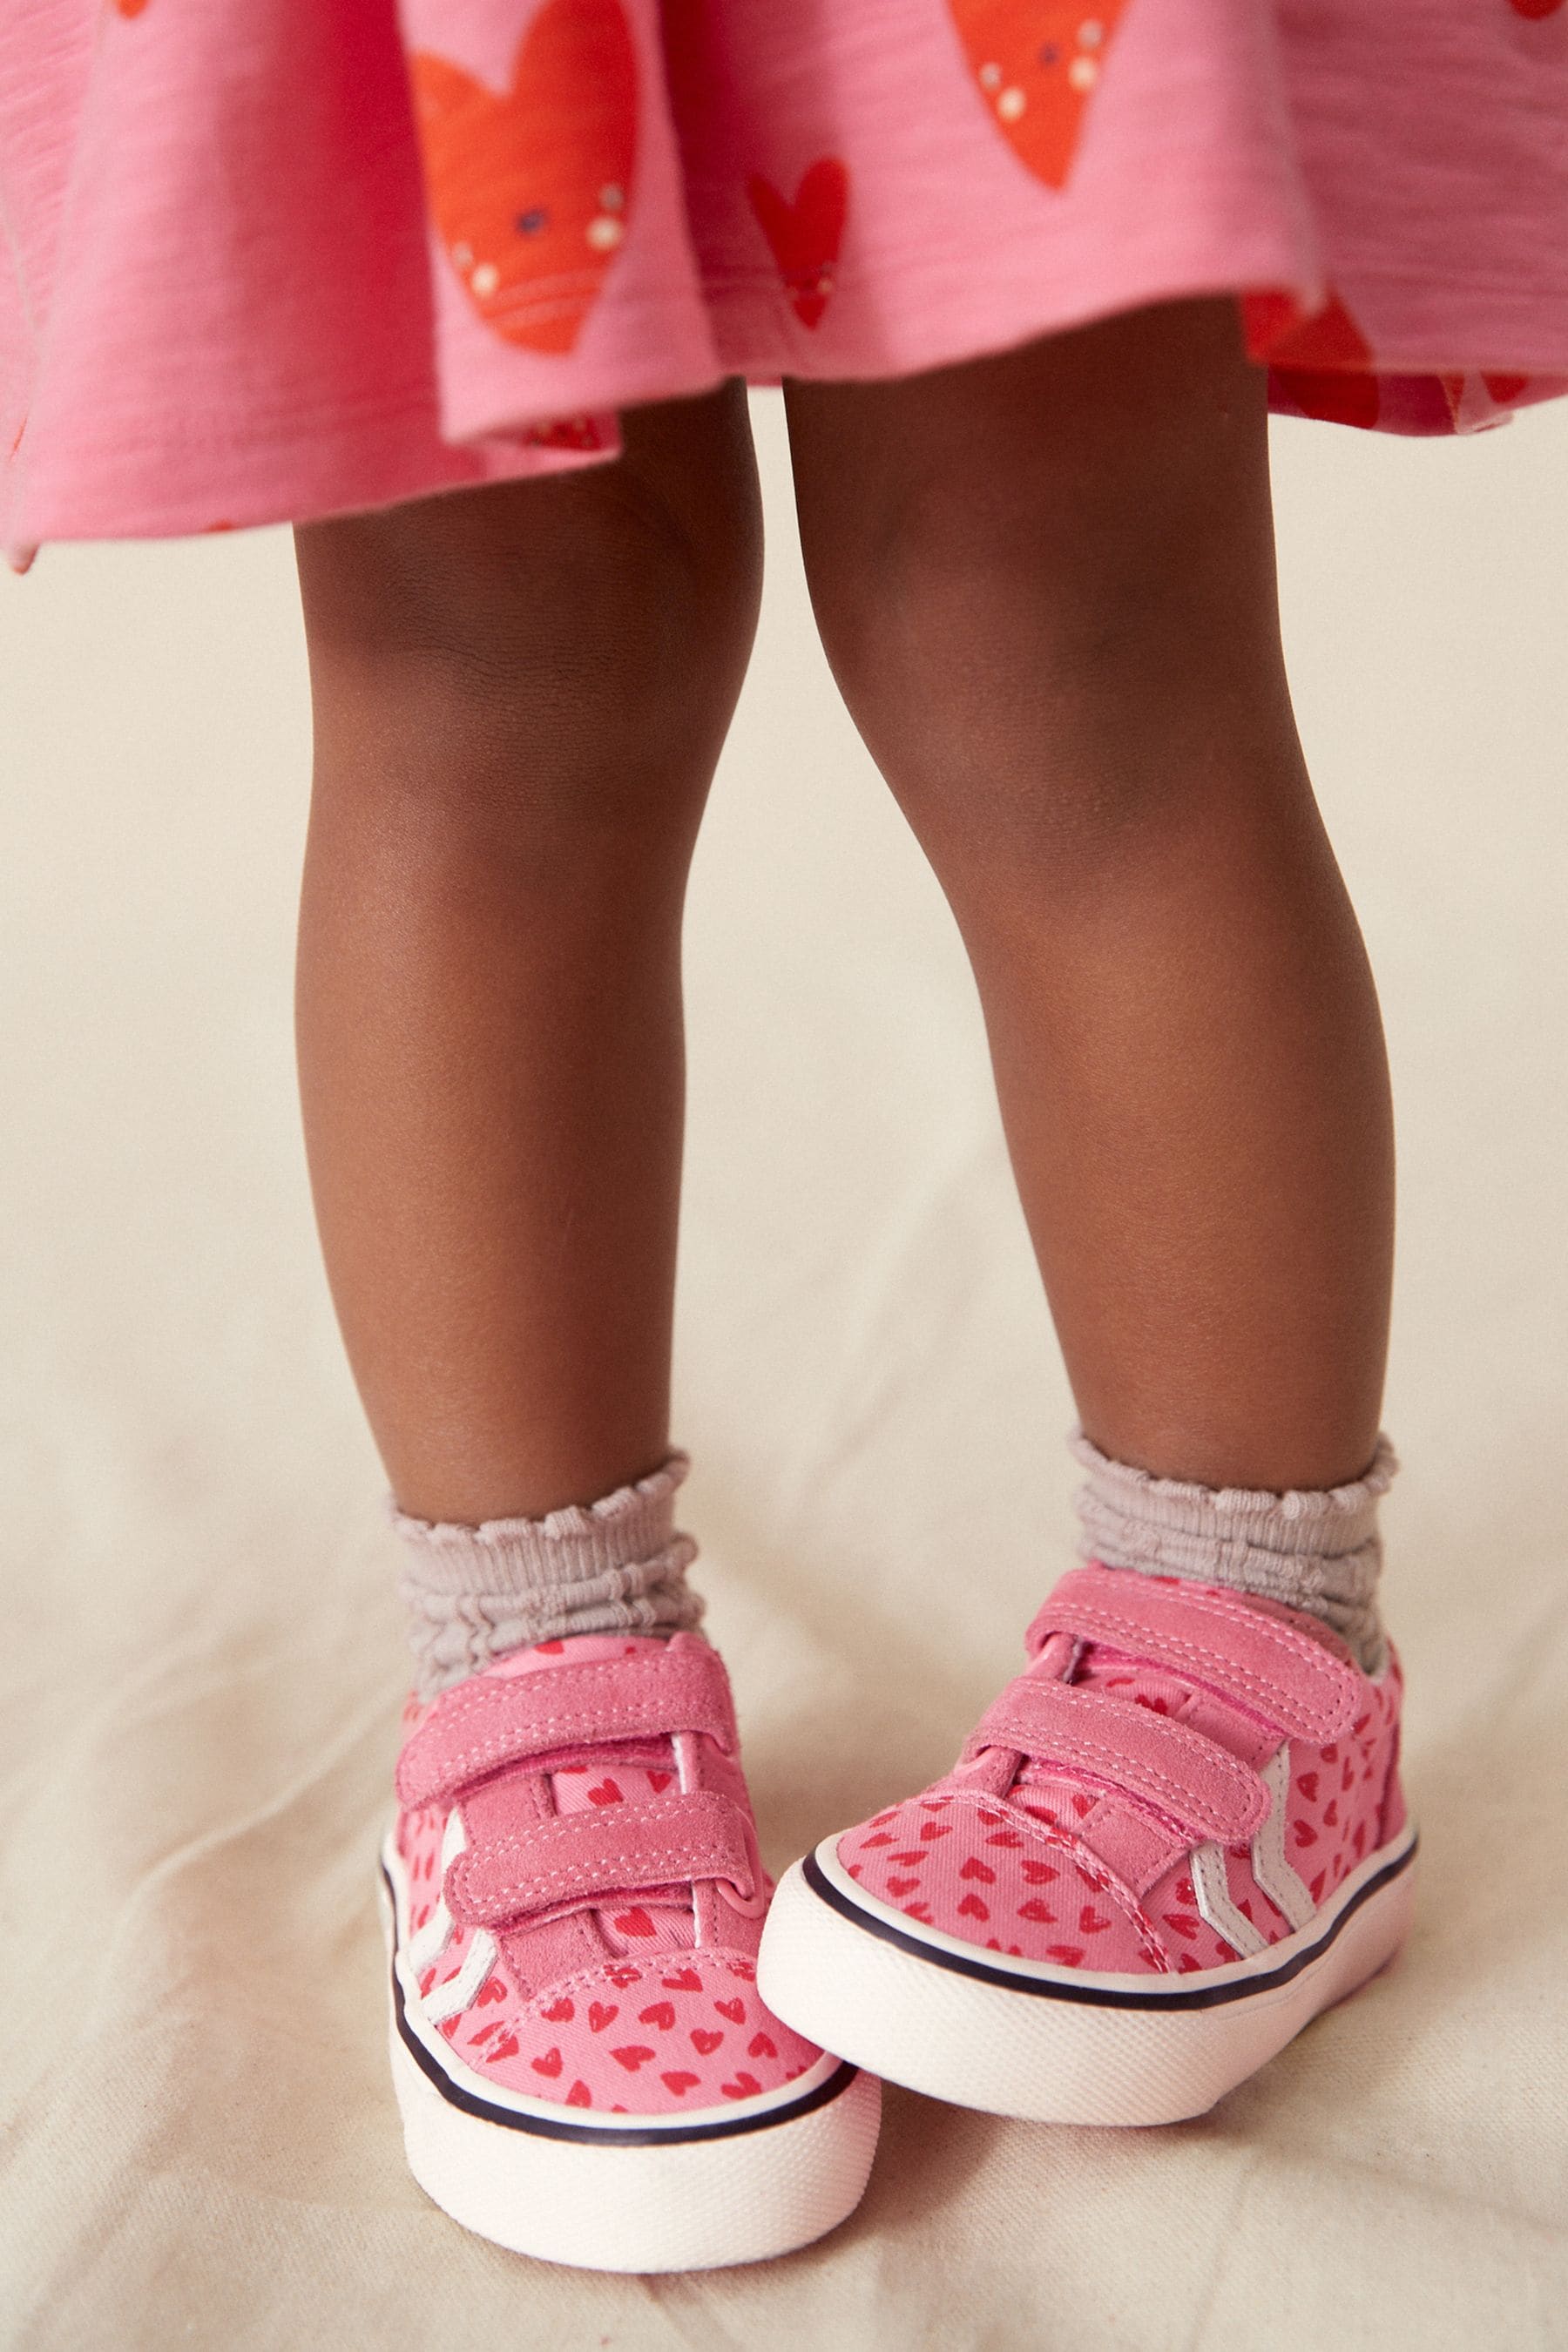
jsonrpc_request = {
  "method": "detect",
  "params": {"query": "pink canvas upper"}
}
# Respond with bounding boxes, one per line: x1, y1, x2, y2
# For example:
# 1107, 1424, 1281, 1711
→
836, 1565, 1405, 1976
4, 0, 1568, 565
393, 1631, 822, 2112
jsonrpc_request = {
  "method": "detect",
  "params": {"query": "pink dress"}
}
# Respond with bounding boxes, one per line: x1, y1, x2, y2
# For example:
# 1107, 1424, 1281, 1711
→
3, 0, 1566, 568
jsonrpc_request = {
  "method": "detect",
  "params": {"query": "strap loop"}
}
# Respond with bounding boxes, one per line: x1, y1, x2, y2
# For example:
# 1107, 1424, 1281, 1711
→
395, 1642, 738, 1809
1026, 1565, 1361, 1745
969, 1678, 1269, 1845
443, 1790, 754, 1929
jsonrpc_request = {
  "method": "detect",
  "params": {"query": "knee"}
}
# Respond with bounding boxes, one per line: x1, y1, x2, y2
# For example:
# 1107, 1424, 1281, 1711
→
789, 345, 1288, 895
295, 388, 762, 871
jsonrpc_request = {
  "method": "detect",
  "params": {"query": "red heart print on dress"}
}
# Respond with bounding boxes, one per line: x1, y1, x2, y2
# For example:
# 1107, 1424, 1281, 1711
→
945, 1, 1132, 189
747, 159, 849, 330
410, 0, 638, 356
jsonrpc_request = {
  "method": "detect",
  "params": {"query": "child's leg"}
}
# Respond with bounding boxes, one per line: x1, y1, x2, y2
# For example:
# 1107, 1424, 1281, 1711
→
784, 297, 1394, 1500
759, 312, 1411, 2108
292, 384, 760, 1529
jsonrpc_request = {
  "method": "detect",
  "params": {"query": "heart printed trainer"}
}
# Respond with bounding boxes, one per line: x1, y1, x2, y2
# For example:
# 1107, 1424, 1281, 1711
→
756, 1565, 1416, 2126
383, 1630, 878, 2270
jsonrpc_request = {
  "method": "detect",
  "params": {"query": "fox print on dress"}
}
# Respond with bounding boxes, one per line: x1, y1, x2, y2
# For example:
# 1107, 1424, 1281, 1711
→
410, 0, 639, 355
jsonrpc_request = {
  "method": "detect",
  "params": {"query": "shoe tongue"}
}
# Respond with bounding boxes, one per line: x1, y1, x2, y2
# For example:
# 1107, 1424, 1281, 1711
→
486, 1632, 695, 1956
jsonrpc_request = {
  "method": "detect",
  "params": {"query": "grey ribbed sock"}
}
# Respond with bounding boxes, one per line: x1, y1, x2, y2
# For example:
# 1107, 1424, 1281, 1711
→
392, 1452, 703, 1700
1069, 1429, 1396, 1675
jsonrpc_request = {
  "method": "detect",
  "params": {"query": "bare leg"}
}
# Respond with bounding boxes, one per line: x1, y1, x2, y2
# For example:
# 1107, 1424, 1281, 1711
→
785, 301, 1393, 1492
293, 386, 761, 1524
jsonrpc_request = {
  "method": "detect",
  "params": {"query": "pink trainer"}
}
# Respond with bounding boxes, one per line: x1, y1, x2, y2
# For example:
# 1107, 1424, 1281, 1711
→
757, 1565, 1416, 2126
382, 1630, 879, 2269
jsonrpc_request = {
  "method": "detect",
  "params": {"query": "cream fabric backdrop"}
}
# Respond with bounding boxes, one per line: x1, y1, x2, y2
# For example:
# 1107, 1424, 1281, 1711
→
2, 390, 1565, 2349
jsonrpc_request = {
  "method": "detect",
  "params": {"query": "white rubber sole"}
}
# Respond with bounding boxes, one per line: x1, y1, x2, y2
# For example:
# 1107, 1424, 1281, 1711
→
757, 1824, 1417, 2126
380, 1845, 881, 2272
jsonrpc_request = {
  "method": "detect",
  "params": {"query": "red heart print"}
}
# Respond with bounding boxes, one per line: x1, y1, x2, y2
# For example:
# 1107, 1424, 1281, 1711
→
1173, 1876, 1197, 1908
986, 1829, 1024, 1848
957, 1893, 990, 1921
662, 2071, 700, 2095
1165, 1910, 1199, 1940
485, 2031, 520, 2062
566, 2079, 592, 2106
1241, 292, 1382, 428
1309, 1870, 1327, 1903
468, 2020, 502, 2046
714, 1997, 746, 2024
1018, 1899, 1056, 1924
1021, 1859, 1058, 1885
476, 1975, 508, 2005
749, 2031, 777, 2059
588, 1779, 624, 1806
662, 1968, 701, 1991
647, 1770, 674, 1794
535, 1639, 565, 1653
902, 1901, 934, 1922
439, 2016, 462, 2038
1323, 1799, 1339, 1826
722, 2072, 763, 2099
746, 158, 848, 330
612, 2044, 656, 2070
531, 2045, 564, 2077
605, 1963, 642, 1988
946, 0, 1132, 190
410, 0, 638, 356
540, 1995, 574, 2022
959, 1857, 995, 1884
1078, 1904, 1111, 1934
920, 1821, 952, 1842
417, 1969, 436, 1997
730, 1959, 756, 1980
919, 1799, 950, 1814
639, 2002, 675, 2031
1071, 1794, 1096, 1818
1511, 0, 1564, 17
1298, 1774, 1320, 1802
1046, 1944, 1085, 1966
889, 1851, 926, 1868
887, 1876, 921, 1896
588, 2002, 618, 2032
1293, 1820, 1319, 1848
845, 1862, 863, 1880
615, 1908, 657, 1936
860, 1832, 895, 1848
691, 2027, 724, 2055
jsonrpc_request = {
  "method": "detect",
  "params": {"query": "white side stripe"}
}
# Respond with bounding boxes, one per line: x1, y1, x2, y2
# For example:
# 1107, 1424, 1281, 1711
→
1249, 1746, 1316, 1931
421, 1927, 499, 2025
1189, 1841, 1267, 1958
